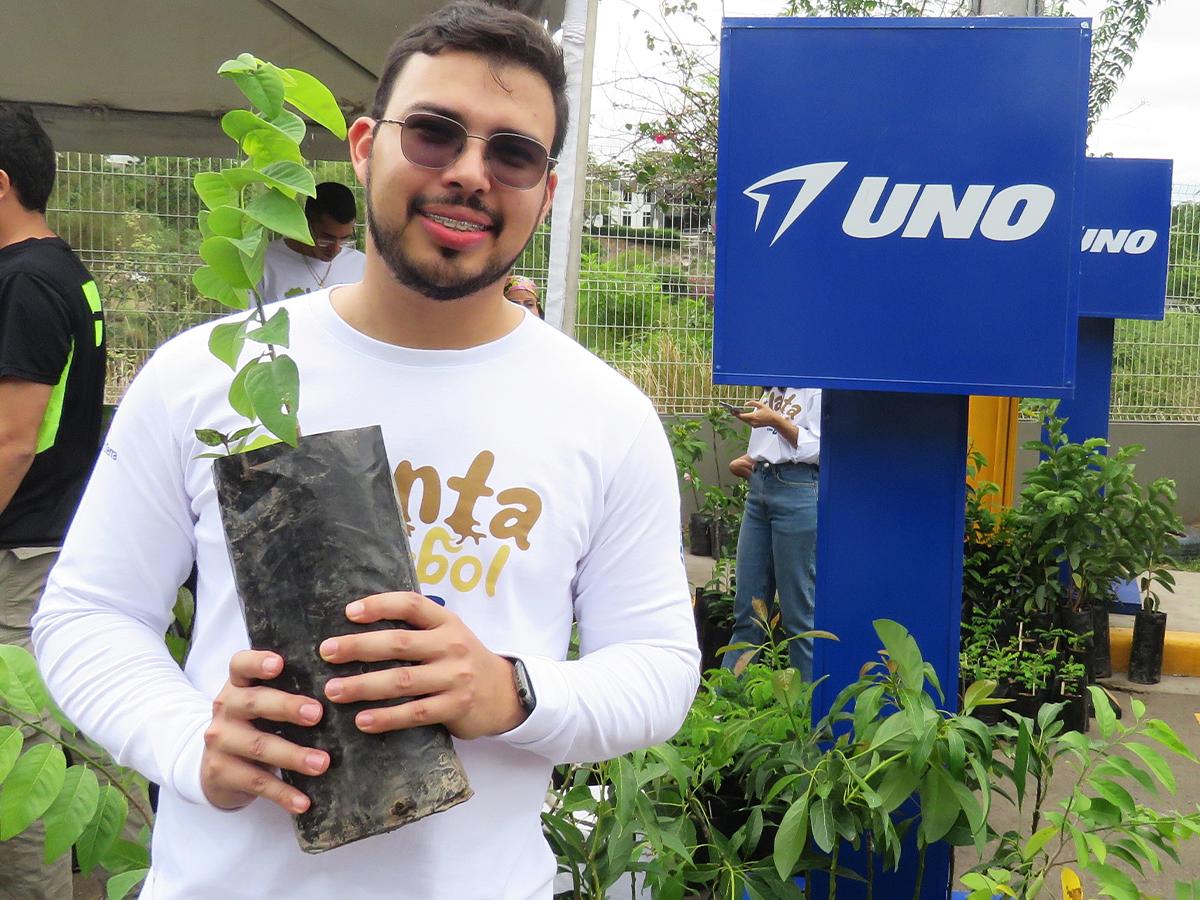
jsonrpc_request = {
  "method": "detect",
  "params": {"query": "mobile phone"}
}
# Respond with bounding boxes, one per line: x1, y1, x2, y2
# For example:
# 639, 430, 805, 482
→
718, 401, 751, 415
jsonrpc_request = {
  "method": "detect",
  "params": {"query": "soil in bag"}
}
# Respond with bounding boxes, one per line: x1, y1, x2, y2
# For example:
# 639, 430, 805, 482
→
213, 425, 472, 853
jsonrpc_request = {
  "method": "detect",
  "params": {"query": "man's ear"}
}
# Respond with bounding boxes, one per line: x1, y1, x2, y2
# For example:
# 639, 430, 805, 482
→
0, 169, 10, 203
347, 117, 376, 187
538, 170, 558, 223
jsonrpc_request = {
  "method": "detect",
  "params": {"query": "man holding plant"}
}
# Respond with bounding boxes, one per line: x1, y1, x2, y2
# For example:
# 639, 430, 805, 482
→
32, 4, 699, 897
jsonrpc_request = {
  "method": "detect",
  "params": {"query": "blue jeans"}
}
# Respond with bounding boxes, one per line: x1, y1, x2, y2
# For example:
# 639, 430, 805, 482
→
721, 461, 818, 679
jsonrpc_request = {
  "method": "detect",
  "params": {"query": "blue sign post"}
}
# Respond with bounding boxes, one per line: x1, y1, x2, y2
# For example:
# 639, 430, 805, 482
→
715, 17, 1091, 899
1055, 157, 1172, 612
1058, 156, 1173, 447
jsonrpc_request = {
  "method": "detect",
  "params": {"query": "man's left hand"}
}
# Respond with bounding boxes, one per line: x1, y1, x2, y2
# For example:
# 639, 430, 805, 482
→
318, 592, 527, 739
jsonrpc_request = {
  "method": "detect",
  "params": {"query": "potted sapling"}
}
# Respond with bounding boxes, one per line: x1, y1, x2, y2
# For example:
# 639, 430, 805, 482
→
1127, 478, 1183, 684
190, 54, 470, 853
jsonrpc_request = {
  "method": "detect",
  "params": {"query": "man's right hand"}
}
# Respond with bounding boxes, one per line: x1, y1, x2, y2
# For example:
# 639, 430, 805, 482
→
201, 650, 329, 814
729, 454, 754, 480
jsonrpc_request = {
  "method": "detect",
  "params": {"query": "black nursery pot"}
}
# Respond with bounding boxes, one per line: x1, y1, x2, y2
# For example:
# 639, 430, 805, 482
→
694, 590, 733, 673
1054, 679, 1090, 735
688, 512, 713, 557
1090, 604, 1113, 680
1128, 609, 1168, 685
1061, 608, 1093, 666
212, 426, 472, 853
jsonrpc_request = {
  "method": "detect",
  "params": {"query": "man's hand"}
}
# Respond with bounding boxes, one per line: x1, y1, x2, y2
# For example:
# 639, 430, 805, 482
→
736, 400, 783, 430
201, 650, 329, 814
729, 454, 754, 480
318, 592, 527, 740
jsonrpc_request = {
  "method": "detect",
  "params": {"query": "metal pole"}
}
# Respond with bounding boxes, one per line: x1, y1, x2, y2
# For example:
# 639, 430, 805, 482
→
544, 0, 598, 336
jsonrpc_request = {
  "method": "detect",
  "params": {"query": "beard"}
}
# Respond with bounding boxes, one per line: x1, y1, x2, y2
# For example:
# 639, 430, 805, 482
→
365, 162, 544, 302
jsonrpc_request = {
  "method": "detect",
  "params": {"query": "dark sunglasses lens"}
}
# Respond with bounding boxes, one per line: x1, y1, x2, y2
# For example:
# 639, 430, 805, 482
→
487, 134, 548, 189
401, 114, 465, 169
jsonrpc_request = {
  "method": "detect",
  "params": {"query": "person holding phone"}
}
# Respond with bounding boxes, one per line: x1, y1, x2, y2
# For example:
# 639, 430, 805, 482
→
723, 387, 821, 678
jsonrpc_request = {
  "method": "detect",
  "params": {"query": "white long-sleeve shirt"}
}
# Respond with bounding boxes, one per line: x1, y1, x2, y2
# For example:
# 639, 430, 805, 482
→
32, 290, 700, 899
746, 387, 821, 465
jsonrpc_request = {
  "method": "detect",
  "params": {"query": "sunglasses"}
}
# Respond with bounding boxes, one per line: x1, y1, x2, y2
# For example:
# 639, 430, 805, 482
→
375, 112, 556, 191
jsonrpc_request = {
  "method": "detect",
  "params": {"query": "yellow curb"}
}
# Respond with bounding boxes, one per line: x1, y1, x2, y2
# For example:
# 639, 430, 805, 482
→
1110, 627, 1200, 677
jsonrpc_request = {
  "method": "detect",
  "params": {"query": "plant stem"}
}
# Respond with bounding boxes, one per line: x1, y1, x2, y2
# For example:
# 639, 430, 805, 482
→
910, 843, 926, 900
866, 832, 874, 900
0, 703, 154, 828
828, 840, 839, 900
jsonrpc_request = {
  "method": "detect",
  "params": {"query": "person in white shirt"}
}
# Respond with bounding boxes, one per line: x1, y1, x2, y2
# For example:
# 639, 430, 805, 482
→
31, 4, 699, 897
722, 387, 821, 679
256, 181, 366, 303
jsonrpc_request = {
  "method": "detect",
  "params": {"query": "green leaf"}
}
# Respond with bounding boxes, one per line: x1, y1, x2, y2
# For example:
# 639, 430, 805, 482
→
226, 66, 285, 119
0, 644, 50, 714
261, 161, 317, 198
874, 619, 924, 692
193, 172, 237, 211
243, 312, 288, 350
208, 321, 250, 370
0, 726, 23, 783
1128, 742, 1176, 793
245, 188, 311, 243
268, 108, 307, 143
1088, 685, 1117, 738
282, 67, 347, 138
106, 868, 149, 900
918, 768, 960, 845
242, 128, 303, 166
42, 765, 100, 863
1145, 719, 1199, 763
810, 796, 836, 854
961, 679, 998, 715
1013, 717, 1031, 808
1022, 825, 1058, 862
192, 266, 247, 310
245, 355, 301, 446
75, 785, 127, 876
217, 54, 256, 75
205, 205, 245, 239
200, 237, 254, 290
99, 836, 150, 873
193, 429, 227, 448
773, 795, 810, 879
0, 743, 67, 839
239, 434, 283, 453
1090, 777, 1135, 816
228, 359, 257, 419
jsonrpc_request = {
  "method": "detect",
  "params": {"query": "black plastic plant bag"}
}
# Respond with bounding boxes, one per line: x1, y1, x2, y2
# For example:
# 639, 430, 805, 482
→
212, 425, 472, 853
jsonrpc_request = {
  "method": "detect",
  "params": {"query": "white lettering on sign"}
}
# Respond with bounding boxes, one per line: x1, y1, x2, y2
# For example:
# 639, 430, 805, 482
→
1080, 228, 1157, 255
745, 163, 1058, 245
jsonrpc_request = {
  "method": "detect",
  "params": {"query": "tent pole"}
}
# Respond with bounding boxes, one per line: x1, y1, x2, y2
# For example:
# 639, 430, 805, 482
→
544, 0, 598, 335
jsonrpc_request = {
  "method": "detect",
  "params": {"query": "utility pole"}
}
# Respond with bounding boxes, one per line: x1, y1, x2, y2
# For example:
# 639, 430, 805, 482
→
970, 0, 1045, 13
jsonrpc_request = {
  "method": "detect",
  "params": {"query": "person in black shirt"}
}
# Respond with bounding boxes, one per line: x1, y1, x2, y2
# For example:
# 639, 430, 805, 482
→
0, 102, 105, 900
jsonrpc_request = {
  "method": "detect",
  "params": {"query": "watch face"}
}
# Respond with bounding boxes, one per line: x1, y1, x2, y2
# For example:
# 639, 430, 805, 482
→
513, 659, 536, 713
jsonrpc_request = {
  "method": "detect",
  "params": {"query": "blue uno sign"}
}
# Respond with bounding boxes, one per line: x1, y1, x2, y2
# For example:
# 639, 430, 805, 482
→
1079, 156, 1173, 319
713, 18, 1091, 397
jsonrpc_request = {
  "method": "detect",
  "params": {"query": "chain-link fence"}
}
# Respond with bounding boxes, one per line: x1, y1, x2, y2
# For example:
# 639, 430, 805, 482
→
44, 154, 1200, 420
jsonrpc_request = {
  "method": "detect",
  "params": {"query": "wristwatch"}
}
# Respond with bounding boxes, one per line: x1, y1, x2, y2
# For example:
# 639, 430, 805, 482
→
507, 657, 537, 714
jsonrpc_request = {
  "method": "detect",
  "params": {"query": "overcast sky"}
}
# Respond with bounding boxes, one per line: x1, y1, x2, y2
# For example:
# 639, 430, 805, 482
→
589, 0, 1200, 187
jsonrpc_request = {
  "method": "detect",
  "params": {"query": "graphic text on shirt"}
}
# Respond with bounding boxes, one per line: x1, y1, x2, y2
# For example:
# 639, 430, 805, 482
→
393, 450, 544, 598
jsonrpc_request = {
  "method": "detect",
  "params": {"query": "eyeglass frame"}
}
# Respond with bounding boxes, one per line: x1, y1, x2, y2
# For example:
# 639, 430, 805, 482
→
373, 113, 557, 190
311, 234, 358, 250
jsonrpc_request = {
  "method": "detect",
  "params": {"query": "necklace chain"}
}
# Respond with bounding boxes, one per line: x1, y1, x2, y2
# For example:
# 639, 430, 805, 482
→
302, 252, 335, 287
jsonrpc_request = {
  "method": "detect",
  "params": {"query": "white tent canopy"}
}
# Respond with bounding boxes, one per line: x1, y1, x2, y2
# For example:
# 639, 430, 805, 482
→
2, 0, 567, 159
3, 0, 595, 331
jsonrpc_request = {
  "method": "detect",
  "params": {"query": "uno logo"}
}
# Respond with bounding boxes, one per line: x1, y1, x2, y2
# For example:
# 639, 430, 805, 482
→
745, 161, 1056, 247
1080, 228, 1157, 255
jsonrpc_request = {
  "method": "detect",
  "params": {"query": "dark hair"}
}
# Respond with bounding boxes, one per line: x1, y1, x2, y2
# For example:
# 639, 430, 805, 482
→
372, 0, 568, 160
0, 104, 56, 213
306, 181, 358, 223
